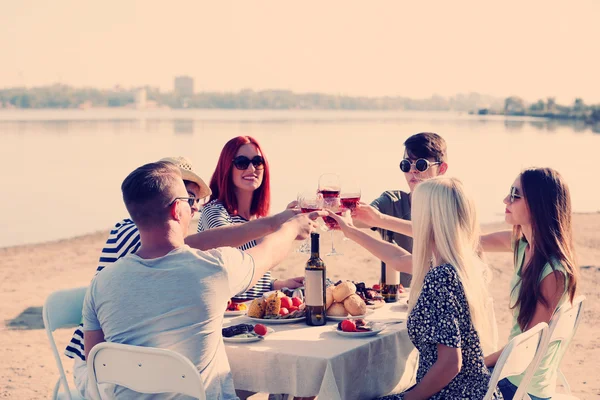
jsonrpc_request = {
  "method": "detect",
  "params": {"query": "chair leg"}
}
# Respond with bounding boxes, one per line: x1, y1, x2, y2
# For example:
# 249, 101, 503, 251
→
52, 378, 61, 400
557, 369, 571, 394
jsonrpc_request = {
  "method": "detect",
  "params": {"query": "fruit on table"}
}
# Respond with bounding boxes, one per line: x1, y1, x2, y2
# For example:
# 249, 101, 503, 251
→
222, 324, 254, 338
254, 324, 268, 336
279, 307, 289, 316
291, 297, 303, 307
280, 296, 293, 309
340, 320, 357, 332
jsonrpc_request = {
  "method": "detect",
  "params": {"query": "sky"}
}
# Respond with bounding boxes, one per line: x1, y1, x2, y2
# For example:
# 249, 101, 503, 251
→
1, 0, 599, 104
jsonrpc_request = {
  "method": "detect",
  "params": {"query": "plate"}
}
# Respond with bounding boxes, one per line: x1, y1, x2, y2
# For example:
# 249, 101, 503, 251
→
248, 316, 305, 325
326, 309, 375, 321
224, 309, 247, 317
334, 323, 386, 338
223, 327, 274, 343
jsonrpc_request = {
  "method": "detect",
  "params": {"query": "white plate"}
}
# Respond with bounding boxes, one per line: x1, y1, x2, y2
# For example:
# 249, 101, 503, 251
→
224, 309, 247, 317
326, 309, 374, 321
334, 323, 386, 338
248, 316, 305, 325
223, 327, 274, 343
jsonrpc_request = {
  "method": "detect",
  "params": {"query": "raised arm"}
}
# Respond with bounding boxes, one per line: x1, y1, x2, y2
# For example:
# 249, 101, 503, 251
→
328, 211, 412, 274
185, 207, 299, 250
352, 203, 413, 236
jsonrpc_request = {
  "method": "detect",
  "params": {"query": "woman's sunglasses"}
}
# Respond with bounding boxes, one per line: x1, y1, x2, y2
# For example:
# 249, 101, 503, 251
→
509, 187, 523, 203
232, 156, 265, 170
399, 158, 441, 173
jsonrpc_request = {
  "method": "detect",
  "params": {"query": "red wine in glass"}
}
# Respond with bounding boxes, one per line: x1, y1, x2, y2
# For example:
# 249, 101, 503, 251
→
341, 196, 360, 211
301, 207, 322, 213
323, 212, 343, 230
319, 188, 340, 199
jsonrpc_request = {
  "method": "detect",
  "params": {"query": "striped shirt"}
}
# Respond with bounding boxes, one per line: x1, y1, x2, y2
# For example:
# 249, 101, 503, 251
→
198, 200, 272, 301
64, 219, 141, 361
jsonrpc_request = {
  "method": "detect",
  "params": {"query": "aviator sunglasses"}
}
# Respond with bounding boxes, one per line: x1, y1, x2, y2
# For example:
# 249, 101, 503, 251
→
399, 158, 441, 173
168, 197, 199, 208
508, 187, 523, 203
232, 155, 265, 170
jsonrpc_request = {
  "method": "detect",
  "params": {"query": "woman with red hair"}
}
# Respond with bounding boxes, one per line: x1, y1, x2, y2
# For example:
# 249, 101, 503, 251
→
199, 136, 304, 301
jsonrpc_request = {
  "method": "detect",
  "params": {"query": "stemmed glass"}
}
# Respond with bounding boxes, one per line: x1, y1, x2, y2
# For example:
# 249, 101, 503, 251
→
296, 191, 324, 253
318, 173, 342, 256
340, 180, 361, 242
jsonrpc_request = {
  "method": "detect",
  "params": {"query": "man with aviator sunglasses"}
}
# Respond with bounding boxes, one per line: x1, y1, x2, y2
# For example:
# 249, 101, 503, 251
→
356, 132, 448, 287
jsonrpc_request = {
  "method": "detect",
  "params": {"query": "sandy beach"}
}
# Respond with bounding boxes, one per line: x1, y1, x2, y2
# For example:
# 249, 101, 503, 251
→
1, 214, 599, 399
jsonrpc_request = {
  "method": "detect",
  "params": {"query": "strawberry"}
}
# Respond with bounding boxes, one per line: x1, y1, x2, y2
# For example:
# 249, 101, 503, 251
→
340, 320, 357, 332
291, 297, 303, 307
254, 324, 268, 336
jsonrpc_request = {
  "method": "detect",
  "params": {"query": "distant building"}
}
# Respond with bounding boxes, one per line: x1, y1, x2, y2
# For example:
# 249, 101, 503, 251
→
174, 76, 194, 97
135, 88, 147, 109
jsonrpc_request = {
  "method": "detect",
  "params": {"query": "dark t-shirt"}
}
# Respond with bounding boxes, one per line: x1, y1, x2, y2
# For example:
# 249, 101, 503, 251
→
370, 190, 413, 287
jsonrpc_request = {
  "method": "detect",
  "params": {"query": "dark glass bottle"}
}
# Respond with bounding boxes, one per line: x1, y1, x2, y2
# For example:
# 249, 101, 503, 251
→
381, 230, 399, 303
304, 232, 327, 326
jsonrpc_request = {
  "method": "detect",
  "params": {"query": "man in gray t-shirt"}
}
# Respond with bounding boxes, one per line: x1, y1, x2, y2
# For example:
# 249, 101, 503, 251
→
368, 132, 448, 287
83, 161, 321, 399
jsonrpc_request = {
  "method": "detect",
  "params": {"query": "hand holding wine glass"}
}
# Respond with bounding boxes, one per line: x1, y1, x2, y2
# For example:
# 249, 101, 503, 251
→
352, 202, 384, 228
340, 179, 361, 214
325, 209, 354, 235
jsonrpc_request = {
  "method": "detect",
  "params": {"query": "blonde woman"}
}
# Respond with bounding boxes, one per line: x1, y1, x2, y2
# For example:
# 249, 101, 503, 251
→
329, 177, 501, 400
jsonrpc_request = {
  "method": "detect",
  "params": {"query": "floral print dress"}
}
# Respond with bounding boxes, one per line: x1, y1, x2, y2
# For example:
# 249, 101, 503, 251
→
379, 263, 502, 400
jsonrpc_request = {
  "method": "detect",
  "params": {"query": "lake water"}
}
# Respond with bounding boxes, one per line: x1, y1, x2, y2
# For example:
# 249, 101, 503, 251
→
1, 109, 599, 248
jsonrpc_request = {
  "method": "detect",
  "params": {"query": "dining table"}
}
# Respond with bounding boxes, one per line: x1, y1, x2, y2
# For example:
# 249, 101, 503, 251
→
223, 300, 417, 400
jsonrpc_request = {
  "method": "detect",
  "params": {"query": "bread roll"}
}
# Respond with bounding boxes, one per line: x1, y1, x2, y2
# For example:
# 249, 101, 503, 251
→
248, 298, 265, 318
326, 286, 334, 309
333, 281, 356, 302
343, 294, 367, 316
326, 302, 348, 317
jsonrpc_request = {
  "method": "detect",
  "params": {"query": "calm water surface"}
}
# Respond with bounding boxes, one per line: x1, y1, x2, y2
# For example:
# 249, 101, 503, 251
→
1, 109, 599, 248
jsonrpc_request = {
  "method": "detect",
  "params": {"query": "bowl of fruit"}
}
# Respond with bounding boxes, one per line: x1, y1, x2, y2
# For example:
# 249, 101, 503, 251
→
222, 323, 273, 343
247, 291, 306, 324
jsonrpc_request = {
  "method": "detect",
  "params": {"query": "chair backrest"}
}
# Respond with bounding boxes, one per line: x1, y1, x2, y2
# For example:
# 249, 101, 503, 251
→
87, 342, 206, 400
43, 286, 88, 400
484, 322, 548, 400
548, 295, 585, 350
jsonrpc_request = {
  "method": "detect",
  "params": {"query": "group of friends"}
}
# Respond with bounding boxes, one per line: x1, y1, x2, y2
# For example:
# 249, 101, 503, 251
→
65, 132, 579, 400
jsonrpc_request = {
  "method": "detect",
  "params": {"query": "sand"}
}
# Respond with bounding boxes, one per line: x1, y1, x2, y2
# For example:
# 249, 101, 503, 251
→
1, 214, 599, 399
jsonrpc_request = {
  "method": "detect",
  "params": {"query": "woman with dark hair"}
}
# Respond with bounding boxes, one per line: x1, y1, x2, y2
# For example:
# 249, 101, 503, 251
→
481, 167, 579, 400
350, 167, 578, 400
198, 136, 304, 301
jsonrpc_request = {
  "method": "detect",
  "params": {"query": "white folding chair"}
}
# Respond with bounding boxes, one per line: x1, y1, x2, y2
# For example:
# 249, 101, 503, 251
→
43, 287, 88, 400
484, 322, 549, 400
539, 295, 585, 400
87, 342, 206, 400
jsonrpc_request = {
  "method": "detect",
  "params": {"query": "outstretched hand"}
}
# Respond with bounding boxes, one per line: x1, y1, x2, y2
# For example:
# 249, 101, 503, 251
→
352, 202, 383, 228
289, 211, 327, 241
326, 209, 354, 235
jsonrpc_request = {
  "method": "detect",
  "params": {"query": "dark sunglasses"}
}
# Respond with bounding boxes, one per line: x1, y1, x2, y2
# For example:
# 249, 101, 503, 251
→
509, 187, 523, 203
399, 158, 441, 173
232, 156, 265, 170
168, 197, 199, 208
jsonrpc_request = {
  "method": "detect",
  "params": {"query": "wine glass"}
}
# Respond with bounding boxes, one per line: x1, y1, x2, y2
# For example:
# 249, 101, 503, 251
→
297, 191, 323, 253
340, 180, 361, 242
318, 173, 342, 256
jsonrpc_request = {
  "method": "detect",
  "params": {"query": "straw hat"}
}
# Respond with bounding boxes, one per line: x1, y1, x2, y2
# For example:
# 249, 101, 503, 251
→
159, 156, 212, 199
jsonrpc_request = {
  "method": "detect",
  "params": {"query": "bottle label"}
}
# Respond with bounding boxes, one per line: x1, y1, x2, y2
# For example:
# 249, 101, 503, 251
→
305, 270, 324, 306
385, 265, 400, 285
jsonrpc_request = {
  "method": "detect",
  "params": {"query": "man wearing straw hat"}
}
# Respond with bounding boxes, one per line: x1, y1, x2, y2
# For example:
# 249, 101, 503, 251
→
67, 156, 309, 398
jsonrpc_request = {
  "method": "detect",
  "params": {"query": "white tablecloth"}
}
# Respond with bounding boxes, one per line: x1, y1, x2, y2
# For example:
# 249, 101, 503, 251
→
224, 302, 416, 400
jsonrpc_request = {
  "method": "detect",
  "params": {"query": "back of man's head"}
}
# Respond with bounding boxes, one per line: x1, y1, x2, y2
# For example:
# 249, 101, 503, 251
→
121, 161, 182, 229
404, 132, 447, 163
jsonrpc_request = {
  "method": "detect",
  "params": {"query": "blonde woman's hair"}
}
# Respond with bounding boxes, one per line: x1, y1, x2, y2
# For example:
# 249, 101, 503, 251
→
408, 177, 495, 352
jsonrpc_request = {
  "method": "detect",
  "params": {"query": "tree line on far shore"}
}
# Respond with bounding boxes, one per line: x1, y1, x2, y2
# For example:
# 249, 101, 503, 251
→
0, 84, 598, 124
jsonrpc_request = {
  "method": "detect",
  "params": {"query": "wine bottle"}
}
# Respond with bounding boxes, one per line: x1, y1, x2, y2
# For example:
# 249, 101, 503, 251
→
381, 230, 399, 303
305, 232, 327, 326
